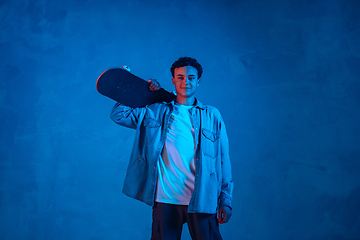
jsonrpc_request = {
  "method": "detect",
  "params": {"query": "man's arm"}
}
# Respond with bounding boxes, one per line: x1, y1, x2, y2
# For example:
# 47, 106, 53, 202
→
110, 103, 145, 129
110, 79, 160, 127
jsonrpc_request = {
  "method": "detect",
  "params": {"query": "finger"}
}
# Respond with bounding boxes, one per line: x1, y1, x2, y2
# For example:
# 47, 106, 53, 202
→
150, 84, 158, 91
149, 82, 160, 91
218, 209, 224, 224
221, 212, 226, 223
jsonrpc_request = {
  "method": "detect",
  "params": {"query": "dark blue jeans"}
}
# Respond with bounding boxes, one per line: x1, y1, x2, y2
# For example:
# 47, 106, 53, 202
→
150, 202, 223, 240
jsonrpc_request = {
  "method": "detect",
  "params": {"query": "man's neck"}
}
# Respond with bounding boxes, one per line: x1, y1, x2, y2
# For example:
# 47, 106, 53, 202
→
176, 96, 195, 106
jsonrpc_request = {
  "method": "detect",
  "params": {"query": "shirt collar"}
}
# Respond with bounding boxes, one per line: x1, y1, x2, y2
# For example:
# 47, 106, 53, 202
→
168, 98, 207, 110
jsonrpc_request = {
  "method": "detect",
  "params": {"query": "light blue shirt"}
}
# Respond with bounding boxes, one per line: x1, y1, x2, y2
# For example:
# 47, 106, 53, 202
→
111, 99, 233, 214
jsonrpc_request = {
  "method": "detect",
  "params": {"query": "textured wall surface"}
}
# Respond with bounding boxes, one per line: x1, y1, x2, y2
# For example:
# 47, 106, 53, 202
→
1, 0, 360, 239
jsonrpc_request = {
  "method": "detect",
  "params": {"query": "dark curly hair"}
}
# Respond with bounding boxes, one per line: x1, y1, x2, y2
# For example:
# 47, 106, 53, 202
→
170, 57, 203, 79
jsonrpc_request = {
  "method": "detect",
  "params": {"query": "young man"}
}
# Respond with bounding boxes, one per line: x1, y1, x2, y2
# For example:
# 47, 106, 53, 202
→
110, 57, 233, 240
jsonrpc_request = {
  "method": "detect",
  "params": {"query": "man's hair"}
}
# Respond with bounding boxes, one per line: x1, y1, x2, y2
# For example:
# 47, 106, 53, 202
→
170, 57, 203, 79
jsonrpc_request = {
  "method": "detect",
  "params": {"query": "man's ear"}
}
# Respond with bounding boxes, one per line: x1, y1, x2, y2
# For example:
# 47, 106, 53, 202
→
197, 78, 201, 86
171, 78, 175, 85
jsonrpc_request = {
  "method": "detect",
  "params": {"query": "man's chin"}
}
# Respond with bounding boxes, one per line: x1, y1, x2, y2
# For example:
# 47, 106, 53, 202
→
177, 92, 194, 98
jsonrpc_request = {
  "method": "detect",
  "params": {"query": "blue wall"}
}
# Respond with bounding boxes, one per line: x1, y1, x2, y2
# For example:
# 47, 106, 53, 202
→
1, 0, 360, 239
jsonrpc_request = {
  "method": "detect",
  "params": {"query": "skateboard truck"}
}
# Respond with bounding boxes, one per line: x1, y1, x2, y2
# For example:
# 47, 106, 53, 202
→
122, 65, 131, 72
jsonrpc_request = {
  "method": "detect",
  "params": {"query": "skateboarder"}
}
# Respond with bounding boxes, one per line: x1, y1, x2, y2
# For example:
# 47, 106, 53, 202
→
110, 57, 233, 240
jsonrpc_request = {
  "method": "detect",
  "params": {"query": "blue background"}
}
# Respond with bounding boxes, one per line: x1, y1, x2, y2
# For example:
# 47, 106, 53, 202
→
1, 0, 360, 239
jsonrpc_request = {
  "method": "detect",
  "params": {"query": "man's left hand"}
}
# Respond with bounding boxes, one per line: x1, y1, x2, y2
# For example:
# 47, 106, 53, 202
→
148, 79, 161, 91
218, 205, 232, 224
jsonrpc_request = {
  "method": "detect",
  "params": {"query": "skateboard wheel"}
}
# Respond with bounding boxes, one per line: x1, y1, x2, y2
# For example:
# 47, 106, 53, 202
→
122, 65, 131, 72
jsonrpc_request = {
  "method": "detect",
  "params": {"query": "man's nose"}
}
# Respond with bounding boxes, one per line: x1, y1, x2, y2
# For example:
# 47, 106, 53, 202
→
183, 77, 190, 84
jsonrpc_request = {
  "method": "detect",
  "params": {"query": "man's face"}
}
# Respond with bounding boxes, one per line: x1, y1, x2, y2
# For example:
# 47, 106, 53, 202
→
172, 66, 199, 100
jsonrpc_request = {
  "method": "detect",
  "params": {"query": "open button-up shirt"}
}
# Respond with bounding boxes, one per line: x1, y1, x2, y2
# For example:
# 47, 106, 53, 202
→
110, 99, 233, 214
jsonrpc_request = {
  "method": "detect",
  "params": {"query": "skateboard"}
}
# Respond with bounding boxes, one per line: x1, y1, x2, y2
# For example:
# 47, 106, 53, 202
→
96, 67, 175, 108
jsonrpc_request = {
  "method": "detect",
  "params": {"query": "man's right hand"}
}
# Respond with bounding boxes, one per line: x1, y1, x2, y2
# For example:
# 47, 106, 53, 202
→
218, 205, 232, 224
147, 79, 161, 91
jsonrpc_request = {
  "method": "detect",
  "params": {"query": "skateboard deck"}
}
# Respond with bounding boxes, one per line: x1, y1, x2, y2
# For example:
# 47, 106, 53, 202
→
96, 68, 175, 108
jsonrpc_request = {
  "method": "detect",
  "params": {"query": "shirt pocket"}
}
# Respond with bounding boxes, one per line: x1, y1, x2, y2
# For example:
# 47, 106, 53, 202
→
201, 128, 220, 159
143, 118, 161, 128
140, 118, 162, 145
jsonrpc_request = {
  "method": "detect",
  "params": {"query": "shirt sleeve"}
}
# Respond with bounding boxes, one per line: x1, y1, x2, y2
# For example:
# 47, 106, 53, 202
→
218, 117, 234, 209
110, 102, 146, 129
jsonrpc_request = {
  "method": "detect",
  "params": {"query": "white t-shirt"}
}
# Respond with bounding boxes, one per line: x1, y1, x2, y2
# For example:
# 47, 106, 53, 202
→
155, 104, 196, 205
